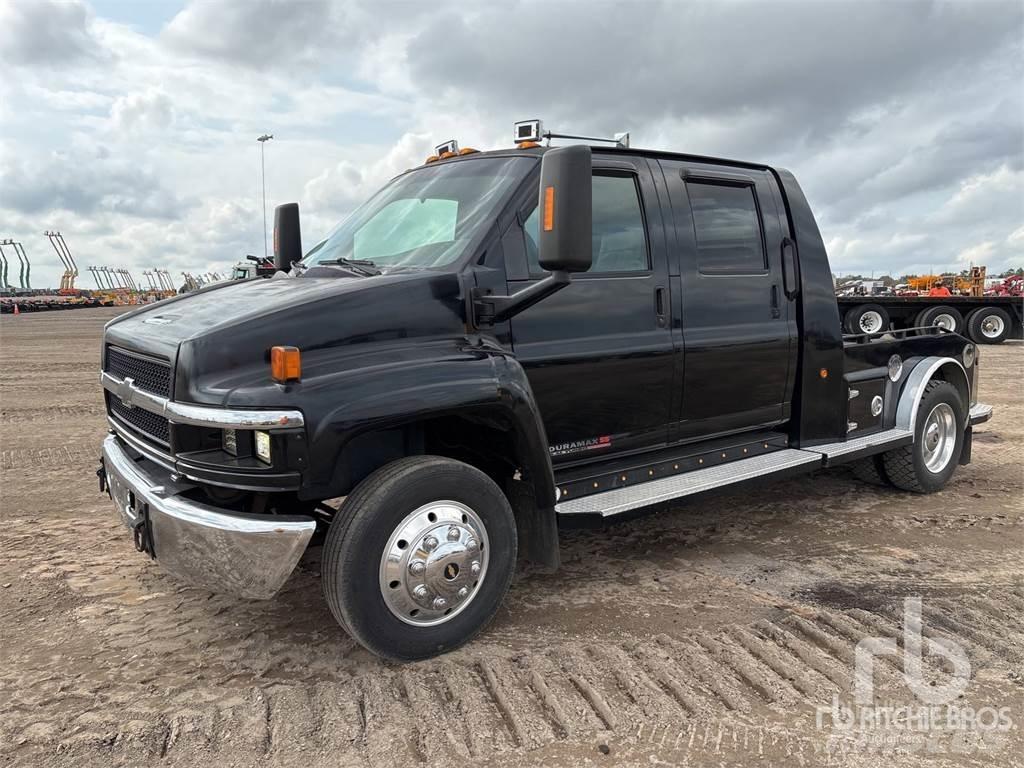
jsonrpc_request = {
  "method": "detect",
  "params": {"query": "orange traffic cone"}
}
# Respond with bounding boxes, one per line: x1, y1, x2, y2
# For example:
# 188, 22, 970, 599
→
12, 303, 19, 316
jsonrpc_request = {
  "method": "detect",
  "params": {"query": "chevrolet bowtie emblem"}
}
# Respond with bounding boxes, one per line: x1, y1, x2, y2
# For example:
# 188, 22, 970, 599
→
116, 377, 136, 409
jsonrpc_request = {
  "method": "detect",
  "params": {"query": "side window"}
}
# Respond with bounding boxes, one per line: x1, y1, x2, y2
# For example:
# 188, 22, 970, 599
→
524, 172, 649, 275
686, 181, 766, 274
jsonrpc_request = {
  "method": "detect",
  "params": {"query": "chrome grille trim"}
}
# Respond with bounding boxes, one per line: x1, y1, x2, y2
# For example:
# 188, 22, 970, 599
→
100, 371, 305, 430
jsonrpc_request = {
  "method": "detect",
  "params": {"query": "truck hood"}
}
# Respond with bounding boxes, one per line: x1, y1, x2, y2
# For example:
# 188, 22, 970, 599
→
105, 272, 421, 359
103, 270, 468, 405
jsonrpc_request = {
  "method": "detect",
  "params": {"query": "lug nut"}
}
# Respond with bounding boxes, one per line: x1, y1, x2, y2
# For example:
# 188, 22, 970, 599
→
466, 537, 478, 551
432, 597, 447, 610
447, 526, 461, 541
423, 535, 439, 552
409, 560, 425, 576
413, 585, 428, 599
457, 587, 469, 599
470, 560, 481, 576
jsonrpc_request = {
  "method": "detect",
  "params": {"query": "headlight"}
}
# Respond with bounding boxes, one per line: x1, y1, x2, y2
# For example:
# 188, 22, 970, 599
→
887, 355, 903, 382
222, 428, 238, 456
962, 344, 976, 368
255, 431, 272, 464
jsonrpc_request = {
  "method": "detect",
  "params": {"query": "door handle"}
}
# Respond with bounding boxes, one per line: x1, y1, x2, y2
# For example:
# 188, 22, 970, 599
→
781, 236, 800, 299
655, 286, 666, 327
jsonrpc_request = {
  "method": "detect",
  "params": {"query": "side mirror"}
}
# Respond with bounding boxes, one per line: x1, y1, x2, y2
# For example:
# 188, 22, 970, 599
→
273, 203, 302, 271
537, 145, 592, 273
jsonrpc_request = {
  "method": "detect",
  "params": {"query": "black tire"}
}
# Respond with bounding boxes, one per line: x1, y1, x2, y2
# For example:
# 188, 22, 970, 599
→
916, 305, 963, 335
881, 380, 964, 493
322, 456, 517, 661
844, 303, 890, 335
966, 306, 1011, 345
848, 454, 891, 486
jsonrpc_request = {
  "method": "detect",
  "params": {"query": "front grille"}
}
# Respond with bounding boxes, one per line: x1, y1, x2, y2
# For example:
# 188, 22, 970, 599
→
105, 346, 171, 397
108, 393, 171, 445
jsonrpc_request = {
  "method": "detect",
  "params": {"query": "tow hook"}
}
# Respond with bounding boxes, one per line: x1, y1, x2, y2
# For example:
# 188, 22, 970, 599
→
96, 460, 108, 496
129, 504, 155, 557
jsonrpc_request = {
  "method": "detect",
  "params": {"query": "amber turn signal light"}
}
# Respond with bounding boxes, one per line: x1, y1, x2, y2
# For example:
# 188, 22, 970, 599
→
543, 186, 555, 231
271, 346, 301, 383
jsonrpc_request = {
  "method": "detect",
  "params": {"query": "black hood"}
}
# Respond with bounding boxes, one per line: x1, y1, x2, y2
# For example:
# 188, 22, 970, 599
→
104, 271, 467, 406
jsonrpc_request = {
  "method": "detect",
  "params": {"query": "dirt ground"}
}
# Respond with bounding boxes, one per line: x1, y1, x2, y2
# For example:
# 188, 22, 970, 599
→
1, 306, 1021, 768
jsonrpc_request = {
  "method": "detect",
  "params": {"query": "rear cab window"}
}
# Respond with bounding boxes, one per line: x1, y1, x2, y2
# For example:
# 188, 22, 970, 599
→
685, 181, 767, 274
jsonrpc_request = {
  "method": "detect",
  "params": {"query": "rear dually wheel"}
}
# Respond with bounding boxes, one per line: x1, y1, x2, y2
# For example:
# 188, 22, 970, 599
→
881, 380, 964, 493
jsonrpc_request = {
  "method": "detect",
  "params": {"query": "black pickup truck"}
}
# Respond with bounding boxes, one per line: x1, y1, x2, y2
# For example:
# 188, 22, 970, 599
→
97, 124, 993, 660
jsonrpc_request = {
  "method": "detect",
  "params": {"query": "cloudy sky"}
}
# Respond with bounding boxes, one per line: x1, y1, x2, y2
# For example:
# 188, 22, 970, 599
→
1, 0, 1021, 290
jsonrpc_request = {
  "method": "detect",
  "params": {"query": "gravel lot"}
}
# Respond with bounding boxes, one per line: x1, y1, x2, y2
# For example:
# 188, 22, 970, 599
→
1, 307, 1021, 767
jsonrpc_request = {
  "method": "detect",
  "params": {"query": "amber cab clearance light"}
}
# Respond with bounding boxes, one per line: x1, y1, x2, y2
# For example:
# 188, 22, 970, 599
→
271, 346, 301, 383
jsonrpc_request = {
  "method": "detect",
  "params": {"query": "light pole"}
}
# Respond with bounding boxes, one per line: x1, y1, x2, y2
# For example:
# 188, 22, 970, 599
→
257, 133, 274, 260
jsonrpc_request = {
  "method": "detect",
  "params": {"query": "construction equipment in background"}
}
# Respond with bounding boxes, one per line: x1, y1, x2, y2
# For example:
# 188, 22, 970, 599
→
0, 241, 11, 291
962, 265, 986, 297
142, 269, 176, 299
45, 231, 79, 294
0, 239, 32, 291
155, 269, 175, 292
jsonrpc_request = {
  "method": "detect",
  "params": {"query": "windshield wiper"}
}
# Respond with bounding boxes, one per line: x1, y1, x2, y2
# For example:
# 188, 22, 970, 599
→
315, 258, 381, 276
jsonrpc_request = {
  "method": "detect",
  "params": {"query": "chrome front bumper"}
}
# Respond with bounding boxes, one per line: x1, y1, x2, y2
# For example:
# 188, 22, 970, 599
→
100, 434, 316, 599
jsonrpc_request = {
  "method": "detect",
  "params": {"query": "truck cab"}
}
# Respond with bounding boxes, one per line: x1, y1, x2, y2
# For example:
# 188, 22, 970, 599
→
96, 122, 993, 660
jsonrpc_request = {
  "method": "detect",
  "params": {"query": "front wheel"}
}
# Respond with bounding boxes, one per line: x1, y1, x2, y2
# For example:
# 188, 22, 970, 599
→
322, 456, 517, 661
881, 380, 964, 493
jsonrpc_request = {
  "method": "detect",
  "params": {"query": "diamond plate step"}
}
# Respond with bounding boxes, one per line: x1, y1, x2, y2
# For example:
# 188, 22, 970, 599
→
554, 449, 823, 517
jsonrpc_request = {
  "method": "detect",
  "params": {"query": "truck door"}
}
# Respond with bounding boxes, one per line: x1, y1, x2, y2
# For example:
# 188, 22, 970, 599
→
506, 155, 675, 462
659, 160, 797, 439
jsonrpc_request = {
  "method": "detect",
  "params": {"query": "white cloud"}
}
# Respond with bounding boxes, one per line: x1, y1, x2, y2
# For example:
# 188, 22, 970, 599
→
0, 0, 1022, 291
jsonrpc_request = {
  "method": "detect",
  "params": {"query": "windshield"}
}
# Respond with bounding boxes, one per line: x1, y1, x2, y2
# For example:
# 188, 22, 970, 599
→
302, 156, 533, 270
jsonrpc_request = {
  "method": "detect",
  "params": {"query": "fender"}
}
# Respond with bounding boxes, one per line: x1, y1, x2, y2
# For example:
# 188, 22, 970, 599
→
896, 356, 970, 434
308, 341, 556, 507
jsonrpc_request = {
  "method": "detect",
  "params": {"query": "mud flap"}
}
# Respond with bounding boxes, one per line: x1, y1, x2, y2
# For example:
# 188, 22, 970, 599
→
959, 426, 972, 466
507, 479, 560, 571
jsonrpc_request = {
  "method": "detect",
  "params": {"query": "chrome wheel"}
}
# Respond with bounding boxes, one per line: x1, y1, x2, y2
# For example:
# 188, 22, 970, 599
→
859, 310, 884, 334
979, 314, 1005, 339
933, 312, 957, 331
379, 500, 489, 626
922, 403, 957, 473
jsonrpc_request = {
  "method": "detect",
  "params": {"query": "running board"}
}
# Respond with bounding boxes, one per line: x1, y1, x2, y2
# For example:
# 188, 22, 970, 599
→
555, 449, 822, 517
804, 428, 912, 465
